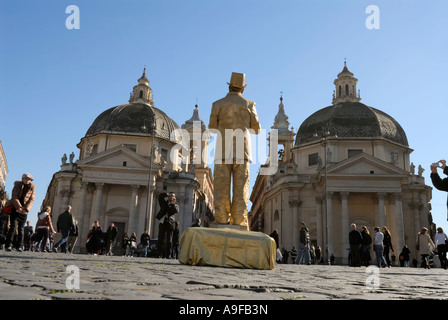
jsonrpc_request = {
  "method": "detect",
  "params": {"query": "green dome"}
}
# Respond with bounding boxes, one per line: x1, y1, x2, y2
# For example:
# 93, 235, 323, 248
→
86, 103, 179, 141
295, 102, 408, 147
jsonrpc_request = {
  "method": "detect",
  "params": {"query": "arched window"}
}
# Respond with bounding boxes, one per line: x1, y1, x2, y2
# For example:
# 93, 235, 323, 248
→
139, 90, 143, 98
338, 85, 342, 97
345, 84, 349, 96
274, 210, 280, 221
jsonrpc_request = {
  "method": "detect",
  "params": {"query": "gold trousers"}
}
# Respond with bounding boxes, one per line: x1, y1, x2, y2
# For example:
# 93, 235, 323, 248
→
213, 160, 250, 227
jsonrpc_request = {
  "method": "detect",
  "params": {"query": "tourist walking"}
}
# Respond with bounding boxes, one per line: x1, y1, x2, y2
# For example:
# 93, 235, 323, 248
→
105, 222, 118, 256
23, 221, 34, 251
128, 232, 137, 257
295, 222, 311, 265
140, 229, 150, 257
4, 173, 36, 252
382, 226, 394, 267
360, 226, 372, 266
290, 246, 298, 263
416, 227, 435, 269
34, 206, 55, 252
121, 232, 129, 256
86, 220, 103, 255
399, 245, 411, 267
349, 223, 363, 267
373, 227, 387, 268
314, 246, 322, 264
53, 205, 75, 253
309, 243, 316, 264
434, 227, 448, 269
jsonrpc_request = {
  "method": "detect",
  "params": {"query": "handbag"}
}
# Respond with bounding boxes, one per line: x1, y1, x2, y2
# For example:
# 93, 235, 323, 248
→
1, 205, 14, 214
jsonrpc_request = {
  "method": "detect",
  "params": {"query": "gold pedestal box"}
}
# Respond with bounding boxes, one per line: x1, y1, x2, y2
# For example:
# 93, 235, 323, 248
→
179, 227, 276, 270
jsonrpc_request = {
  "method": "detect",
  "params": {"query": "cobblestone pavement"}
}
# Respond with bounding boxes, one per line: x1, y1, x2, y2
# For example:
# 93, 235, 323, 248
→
1, 250, 447, 302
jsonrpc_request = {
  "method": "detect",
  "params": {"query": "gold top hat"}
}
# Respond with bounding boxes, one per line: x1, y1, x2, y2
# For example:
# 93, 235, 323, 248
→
227, 72, 247, 88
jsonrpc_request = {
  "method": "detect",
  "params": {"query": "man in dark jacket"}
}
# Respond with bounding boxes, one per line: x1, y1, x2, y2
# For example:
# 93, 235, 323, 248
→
349, 223, 363, 267
430, 160, 448, 220
53, 205, 75, 253
105, 222, 118, 256
156, 193, 179, 258
140, 229, 150, 257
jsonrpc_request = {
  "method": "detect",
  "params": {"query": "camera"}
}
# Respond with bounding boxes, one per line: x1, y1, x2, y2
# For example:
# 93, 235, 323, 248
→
431, 162, 441, 168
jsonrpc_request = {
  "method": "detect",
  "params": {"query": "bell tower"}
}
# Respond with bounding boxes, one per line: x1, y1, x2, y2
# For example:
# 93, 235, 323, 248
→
129, 68, 154, 106
270, 94, 295, 163
332, 61, 361, 104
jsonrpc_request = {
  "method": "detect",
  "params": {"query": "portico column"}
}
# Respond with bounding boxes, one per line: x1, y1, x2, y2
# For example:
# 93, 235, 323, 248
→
377, 193, 387, 228
326, 191, 334, 260
127, 185, 140, 234
289, 199, 300, 248
394, 193, 405, 251
90, 182, 104, 226
340, 192, 349, 264
76, 181, 88, 252
136, 186, 149, 237
315, 197, 323, 251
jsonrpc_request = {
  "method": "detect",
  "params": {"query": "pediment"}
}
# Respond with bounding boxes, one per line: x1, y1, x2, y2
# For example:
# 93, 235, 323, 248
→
327, 152, 408, 176
77, 145, 151, 169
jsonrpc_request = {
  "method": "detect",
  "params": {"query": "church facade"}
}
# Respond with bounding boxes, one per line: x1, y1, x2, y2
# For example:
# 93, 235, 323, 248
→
249, 63, 434, 264
42, 69, 214, 253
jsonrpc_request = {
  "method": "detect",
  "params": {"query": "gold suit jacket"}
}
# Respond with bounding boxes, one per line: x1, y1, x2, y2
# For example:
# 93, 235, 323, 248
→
209, 92, 260, 162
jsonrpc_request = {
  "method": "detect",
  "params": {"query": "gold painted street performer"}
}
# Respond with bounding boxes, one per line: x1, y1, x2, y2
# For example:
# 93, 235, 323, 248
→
209, 72, 260, 230
179, 73, 276, 269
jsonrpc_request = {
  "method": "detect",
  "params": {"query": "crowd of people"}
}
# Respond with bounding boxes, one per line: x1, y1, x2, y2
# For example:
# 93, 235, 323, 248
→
2, 167, 448, 269
0, 176, 183, 258
269, 221, 448, 269
348, 223, 448, 269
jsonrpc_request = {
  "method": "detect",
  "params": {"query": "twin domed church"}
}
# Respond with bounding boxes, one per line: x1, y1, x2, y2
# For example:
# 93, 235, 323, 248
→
43, 64, 433, 264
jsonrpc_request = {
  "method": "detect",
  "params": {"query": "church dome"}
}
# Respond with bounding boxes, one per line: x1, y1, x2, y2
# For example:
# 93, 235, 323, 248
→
85, 69, 179, 141
294, 101, 408, 147
85, 102, 180, 141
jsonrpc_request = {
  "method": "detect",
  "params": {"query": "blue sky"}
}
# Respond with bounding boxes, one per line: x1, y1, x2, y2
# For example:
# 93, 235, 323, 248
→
1, 0, 447, 229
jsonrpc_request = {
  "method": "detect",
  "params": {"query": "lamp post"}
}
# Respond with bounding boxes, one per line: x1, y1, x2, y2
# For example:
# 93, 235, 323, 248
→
313, 128, 337, 264
143, 119, 157, 235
